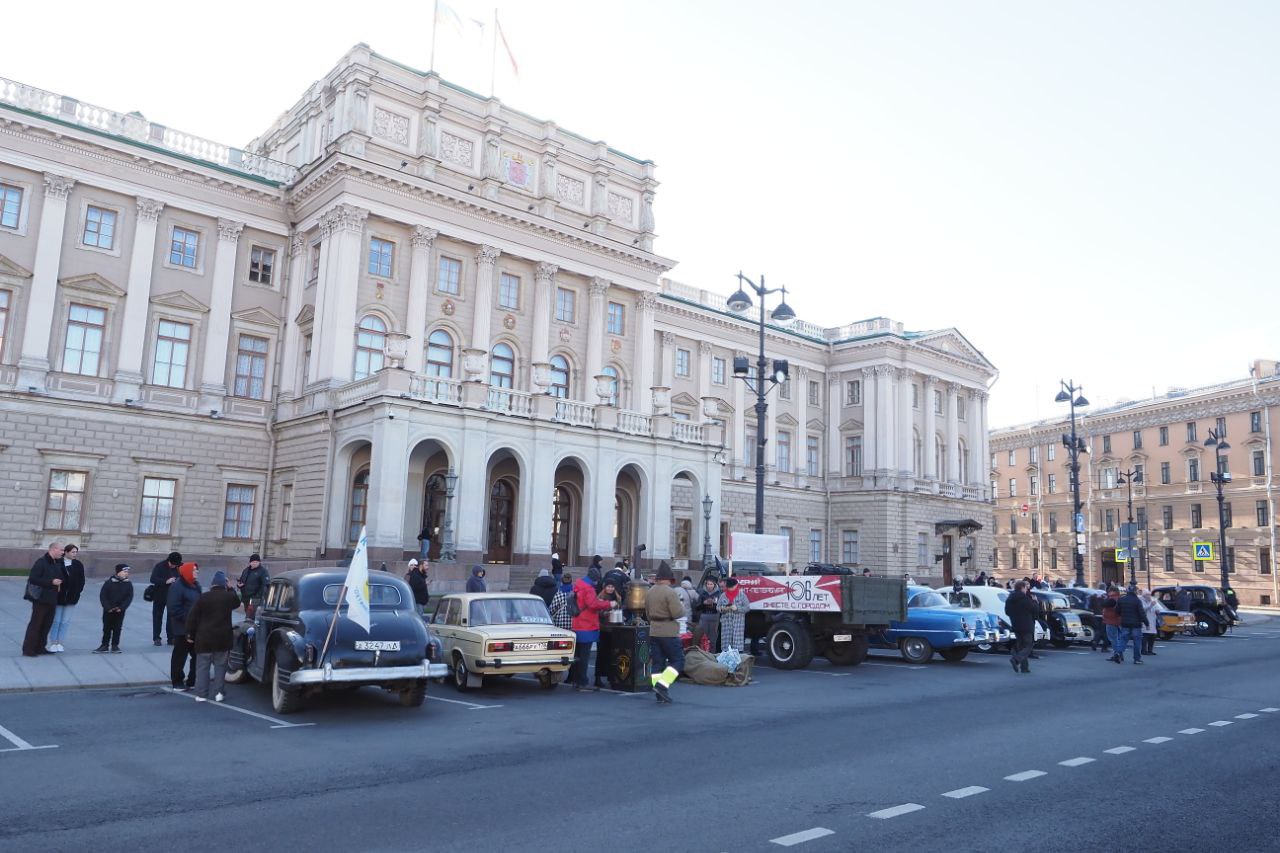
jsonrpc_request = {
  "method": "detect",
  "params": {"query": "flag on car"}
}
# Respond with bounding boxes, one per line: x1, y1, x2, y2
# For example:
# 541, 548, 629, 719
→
345, 525, 372, 633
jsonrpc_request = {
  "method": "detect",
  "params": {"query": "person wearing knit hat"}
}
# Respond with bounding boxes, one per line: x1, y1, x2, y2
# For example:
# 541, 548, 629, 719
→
95, 564, 134, 653
236, 553, 270, 622
185, 569, 241, 702
167, 562, 201, 690
645, 562, 683, 703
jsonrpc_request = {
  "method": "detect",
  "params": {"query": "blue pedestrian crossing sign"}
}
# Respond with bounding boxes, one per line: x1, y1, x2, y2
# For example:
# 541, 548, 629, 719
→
1192, 542, 1215, 561
1115, 548, 1131, 563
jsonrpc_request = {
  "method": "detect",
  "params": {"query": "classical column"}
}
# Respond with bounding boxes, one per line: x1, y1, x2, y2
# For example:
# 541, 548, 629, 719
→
403, 226, 437, 374
521, 432, 557, 557
467, 244, 500, 379
827, 375, 841, 476
977, 390, 991, 499
946, 382, 961, 482
367, 415, 410, 550
586, 278, 608, 381
112, 197, 164, 401
659, 330, 675, 389
923, 376, 938, 480
589, 441, 619, 556
967, 389, 983, 485
530, 262, 556, 389
898, 368, 914, 476
634, 292, 657, 413
278, 233, 309, 395
876, 365, 893, 474
453, 421, 490, 556
796, 366, 809, 476
198, 218, 244, 410
648, 455, 674, 560
310, 204, 368, 386
17, 174, 75, 388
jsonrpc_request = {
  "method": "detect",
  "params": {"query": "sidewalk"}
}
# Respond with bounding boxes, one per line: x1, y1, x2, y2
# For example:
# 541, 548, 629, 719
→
1, 577, 181, 693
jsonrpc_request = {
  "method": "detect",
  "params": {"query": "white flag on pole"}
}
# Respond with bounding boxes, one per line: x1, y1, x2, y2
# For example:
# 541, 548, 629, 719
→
344, 525, 372, 633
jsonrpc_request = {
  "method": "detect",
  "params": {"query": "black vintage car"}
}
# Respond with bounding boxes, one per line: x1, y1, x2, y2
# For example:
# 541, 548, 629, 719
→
1055, 587, 1108, 645
1029, 589, 1086, 648
1153, 585, 1239, 636
225, 569, 449, 713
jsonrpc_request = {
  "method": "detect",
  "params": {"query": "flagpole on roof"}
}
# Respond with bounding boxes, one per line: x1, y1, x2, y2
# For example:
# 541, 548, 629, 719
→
430, 0, 439, 71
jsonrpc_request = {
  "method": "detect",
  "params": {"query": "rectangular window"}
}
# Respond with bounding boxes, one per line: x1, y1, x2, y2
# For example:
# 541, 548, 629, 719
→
309, 242, 321, 282
498, 273, 521, 309
249, 246, 276, 285
606, 301, 625, 334
779, 379, 790, 400
808, 380, 819, 406
1102, 435, 1112, 454
1031, 514, 1040, 535
1262, 546, 1272, 575
673, 518, 691, 559
1216, 416, 1227, 437
1159, 426, 1169, 446
1132, 430, 1142, 450
1253, 450, 1266, 477
1008, 479, 1017, 498
1048, 511, 1058, 533
0, 183, 22, 229
934, 389, 943, 414
1251, 411, 1263, 433
1104, 509, 1115, 532
1030, 476, 1039, 496
367, 237, 394, 277
1101, 466, 1118, 489
744, 430, 756, 467
63, 303, 106, 376
846, 380, 861, 405
1010, 516, 1018, 535
1008, 450, 1016, 467
437, 256, 461, 295
1257, 500, 1269, 528
958, 396, 967, 421
675, 348, 690, 378
712, 357, 726, 385
279, 483, 293, 540
1223, 503, 1233, 527
1186, 421, 1197, 443
555, 287, 576, 323
152, 320, 192, 388
993, 516, 999, 535
1188, 459, 1200, 483
301, 335, 312, 386
844, 436, 863, 476
82, 205, 116, 249
1164, 547, 1175, 572
1134, 463, 1145, 483
912, 384, 919, 409
1162, 506, 1173, 530
809, 530, 823, 563
222, 484, 256, 539
233, 334, 269, 400
776, 430, 791, 473
841, 530, 859, 563
806, 436, 820, 476
1047, 474, 1057, 494
1030, 446, 1039, 464
1050, 549, 1058, 570
1191, 504, 1202, 528
917, 533, 929, 567
1161, 462, 1171, 484
169, 227, 199, 268
0, 289, 9, 357
993, 549, 999, 569
138, 477, 177, 535
1032, 548, 1039, 570
1136, 506, 1147, 529
1010, 548, 1018, 571
44, 470, 87, 530
1047, 444, 1055, 462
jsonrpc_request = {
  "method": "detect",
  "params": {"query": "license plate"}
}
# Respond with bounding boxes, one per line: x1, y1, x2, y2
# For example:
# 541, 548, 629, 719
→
832, 634, 853, 643
514, 642, 547, 651
355, 640, 400, 651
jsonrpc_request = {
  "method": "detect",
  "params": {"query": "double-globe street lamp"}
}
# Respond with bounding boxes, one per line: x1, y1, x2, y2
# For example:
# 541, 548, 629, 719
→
1205, 427, 1232, 595
1055, 380, 1090, 587
727, 272, 796, 534
1117, 467, 1143, 587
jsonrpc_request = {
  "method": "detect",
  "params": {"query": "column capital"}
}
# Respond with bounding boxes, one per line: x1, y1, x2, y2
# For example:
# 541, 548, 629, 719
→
973, 389, 988, 402
319, 203, 368, 237
638, 291, 658, 313
861, 366, 875, 378
796, 364, 808, 380
411, 225, 439, 249
135, 197, 164, 222
42, 173, 75, 199
922, 374, 937, 389
828, 373, 842, 388
589, 277, 610, 297
475, 244, 500, 265
698, 340, 713, 356
873, 364, 895, 377
947, 381, 963, 396
290, 232, 308, 256
660, 330, 675, 347
534, 261, 559, 283
217, 218, 245, 243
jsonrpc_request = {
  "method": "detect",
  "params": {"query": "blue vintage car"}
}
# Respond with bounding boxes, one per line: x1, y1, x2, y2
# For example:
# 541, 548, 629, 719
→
868, 586, 991, 663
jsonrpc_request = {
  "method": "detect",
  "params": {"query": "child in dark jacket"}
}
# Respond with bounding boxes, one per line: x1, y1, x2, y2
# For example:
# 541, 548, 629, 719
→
95, 564, 134, 653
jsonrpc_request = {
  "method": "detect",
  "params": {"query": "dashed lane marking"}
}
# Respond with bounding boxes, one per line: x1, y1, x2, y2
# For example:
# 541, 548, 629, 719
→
868, 804, 926, 819
1208, 720, 1233, 727
1058, 757, 1095, 767
942, 786, 989, 799
769, 827, 835, 846
165, 688, 315, 729
1260, 708, 1279, 713
754, 665, 850, 677
0, 722, 58, 753
1104, 746, 1136, 754
1235, 713, 1259, 719
425, 695, 503, 710
1004, 770, 1047, 782
1143, 737, 1173, 744
1179, 728, 1205, 735
860, 662, 927, 670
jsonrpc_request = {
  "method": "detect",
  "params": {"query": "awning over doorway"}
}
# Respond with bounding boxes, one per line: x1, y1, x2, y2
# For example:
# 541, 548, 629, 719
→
934, 519, 984, 536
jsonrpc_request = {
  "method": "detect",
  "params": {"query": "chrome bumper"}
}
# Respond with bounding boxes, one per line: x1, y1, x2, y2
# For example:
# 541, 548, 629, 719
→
476, 657, 573, 669
290, 660, 449, 685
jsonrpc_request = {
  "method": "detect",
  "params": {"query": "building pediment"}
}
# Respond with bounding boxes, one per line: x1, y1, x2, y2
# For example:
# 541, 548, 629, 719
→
775, 412, 798, 427
150, 290, 210, 313
839, 418, 864, 431
294, 303, 315, 326
0, 254, 33, 279
60, 273, 125, 298
710, 397, 733, 414
807, 417, 825, 433
232, 306, 282, 328
671, 391, 699, 407
913, 329, 995, 370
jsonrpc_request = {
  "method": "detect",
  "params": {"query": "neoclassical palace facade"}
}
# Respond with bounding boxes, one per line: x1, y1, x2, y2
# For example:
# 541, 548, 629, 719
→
0, 46, 995, 577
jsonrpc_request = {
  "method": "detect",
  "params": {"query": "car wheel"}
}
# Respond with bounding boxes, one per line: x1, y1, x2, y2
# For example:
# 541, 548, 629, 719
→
767, 622, 815, 669
536, 669, 559, 690
1051, 638, 1070, 649
269, 657, 305, 715
224, 661, 248, 684
452, 653, 477, 692
399, 680, 427, 707
1159, 631, 1174, 641
899, 636, 933, 664
1078, 624, 1096, 645
824, 636, 868, 666
1193, 612, 1217, 637
939, 648, 969, 663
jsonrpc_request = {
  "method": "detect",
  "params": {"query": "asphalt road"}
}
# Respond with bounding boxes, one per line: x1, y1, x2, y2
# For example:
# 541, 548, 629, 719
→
1, 618, 1277, 853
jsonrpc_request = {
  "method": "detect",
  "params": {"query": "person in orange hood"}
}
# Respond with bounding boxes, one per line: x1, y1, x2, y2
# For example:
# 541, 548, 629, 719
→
166, 562, 202, 690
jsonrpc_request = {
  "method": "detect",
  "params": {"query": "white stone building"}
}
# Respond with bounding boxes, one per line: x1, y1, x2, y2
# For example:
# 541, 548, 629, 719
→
0, 46, 995, 580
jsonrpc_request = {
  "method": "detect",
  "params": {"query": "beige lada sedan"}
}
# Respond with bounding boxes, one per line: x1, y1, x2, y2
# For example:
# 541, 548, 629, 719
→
429, 593, 576, 691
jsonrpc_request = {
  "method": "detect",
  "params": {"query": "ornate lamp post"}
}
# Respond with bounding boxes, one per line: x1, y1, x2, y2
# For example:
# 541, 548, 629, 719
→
702, 494, 714, 568
727, 272, 796, 533
1118, 468, 1142, 586
439, 466, 458, 563
1205, 428, 1232, 594
1055, 380, 1090, 587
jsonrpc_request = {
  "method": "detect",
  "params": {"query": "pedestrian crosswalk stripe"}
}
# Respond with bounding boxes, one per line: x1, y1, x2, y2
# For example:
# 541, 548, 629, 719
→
868, 804, 925, 819
1059, 757, 1095, 767
1179, 728, 1205, 734
1004, 770, 1046, 782
1235, 713, 1258, 719
1104, 746, 1135, 754
942, 786, 988, 799
1143, 737, 1172, 744
1208, 720, 1233, 727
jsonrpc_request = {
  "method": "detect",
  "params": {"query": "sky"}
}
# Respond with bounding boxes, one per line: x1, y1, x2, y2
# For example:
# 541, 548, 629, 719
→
6, 0, 1277, 427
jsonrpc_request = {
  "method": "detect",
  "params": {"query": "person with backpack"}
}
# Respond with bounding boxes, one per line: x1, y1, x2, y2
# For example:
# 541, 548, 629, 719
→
236, 554, 270, 621
406, 559, 430, 616
549, 573, 574, 632
95, 564, 134, 653
570, 572, 617, 692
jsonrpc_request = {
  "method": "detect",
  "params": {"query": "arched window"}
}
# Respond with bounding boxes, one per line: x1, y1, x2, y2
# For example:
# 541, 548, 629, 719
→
601, 365, 619, 407
613, 490, 633, 555
490, 342, 514, 388
935, 437, 947, 481
551, 485, 572, 554
422, 472, 447, 560
549, 354, 570, 399
958, 439, 970, 485
426, 329, 454, 378
353, 315, 386, 379
348, 468, 369, 543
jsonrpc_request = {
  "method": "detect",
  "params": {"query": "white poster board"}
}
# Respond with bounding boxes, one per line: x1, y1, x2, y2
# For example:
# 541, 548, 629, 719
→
729, 532, 790, 564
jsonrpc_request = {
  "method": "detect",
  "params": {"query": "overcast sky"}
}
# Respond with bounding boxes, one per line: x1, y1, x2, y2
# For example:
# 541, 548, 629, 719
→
7, 0, 1277, 427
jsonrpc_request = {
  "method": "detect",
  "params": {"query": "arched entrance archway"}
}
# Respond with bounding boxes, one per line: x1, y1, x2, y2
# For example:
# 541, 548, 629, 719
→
406, 437, 453, 559
613, 464, 644, 564
552, 456, 588, 566
484, 448, 523, 563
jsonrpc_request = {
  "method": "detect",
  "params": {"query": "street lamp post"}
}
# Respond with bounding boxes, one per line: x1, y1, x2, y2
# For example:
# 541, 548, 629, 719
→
702, 494, 714, 569
1205, 428, 1232, 595
439, 467, 458, 563
1055, 380, 1090, 587
727, 272, 796, 534
1118, 468, 1142, 586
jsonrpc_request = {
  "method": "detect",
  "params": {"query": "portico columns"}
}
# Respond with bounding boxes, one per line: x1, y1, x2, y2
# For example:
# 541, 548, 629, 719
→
17, 173, 74, 389
279, 233, 309, 395
946, 382, 961, 483
530, 262, 556, 389
111, 197, 164, 402
403, 226, 437, 374
898, 368, 914, 476
310, 204, 368, 386
634, 292, 657, 413
367, 415, 410, 551
468, 245, 500, 379
923, 377, 938, 480
861, 367, 877, 477
198, 218, 244, 411
827, 376, 841, 476
586, 278, 608, 381
875, 365, 893, 474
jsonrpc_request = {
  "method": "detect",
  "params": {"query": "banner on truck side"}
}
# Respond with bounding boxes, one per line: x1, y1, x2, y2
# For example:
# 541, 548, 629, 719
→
729, 532, 790, 563
733, 574, 844, 612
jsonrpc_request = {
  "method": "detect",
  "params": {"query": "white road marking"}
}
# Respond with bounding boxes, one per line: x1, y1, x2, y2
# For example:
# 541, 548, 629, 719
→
1004, 770, 1047, 782
755, 665, 850, 677
942, 786, 989, 799
1179, 728, 1205, 735
0, 723, 58, 753
1259, 708, 1279, 713
1104, 746, 1136, 754
166, 688, 315, 728
868, 803, 925, 819
1208, 720, 1233, 727
598, 688, 654, 696
1143, 737, 1173, 744
861, 662, 927, 670
1235, 713, 1258, 719
1058, 757, 1094, 767
425, 695, 503, 710
769, 827, 835, 846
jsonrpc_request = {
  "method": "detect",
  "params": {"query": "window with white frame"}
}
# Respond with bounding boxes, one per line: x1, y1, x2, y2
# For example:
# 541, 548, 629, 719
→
437, 256, 461, 294
222, 484, 256, 539
1048, 473, 1057, 493
309, 242, 321, 283
233, 335, 269, 399
806, 436, 820, 476
169, 227, 200, 268
808, 380, 819, 406
426, 329, 453, 377
1008, 450, 1016, 466
712, 357, 726, 385
846, 379, 861, 405
809, 530, 823, 563
606, 301, 625, 334
367, 237, 394, 277
675, 348, 690, 377
776, 430, 791, 473
958, 396, 967, 420
549, 354, 570, 399
279, 483, 293, 540
555, 287, 576, 323
498, 273, 521, 309
1254, 450, 1266, 477
490, 342, 515, 388
1047, 444, 1055, 461
82, 205, 116, 250
779, 378, 790, 400
841, 530, 859, 563
917, 533, 929, 567
138, 477, 177, 535
934, 389, 943, 414
348, 469, 369, 544
151, 320, 192, 388
845, 435, 863, 476
301, 334, 312, 386
1030, 446, 1039, 464
0, 183, 22, 230
249, 246, 276, 285
1030, 475, 1039, 496
0, 289, 10, 358
1188, 458, 1202, 482
353, 316, 386, 379
63, 303, 106, 376
45, 470, 87, 530
1008, 478, 1017, 497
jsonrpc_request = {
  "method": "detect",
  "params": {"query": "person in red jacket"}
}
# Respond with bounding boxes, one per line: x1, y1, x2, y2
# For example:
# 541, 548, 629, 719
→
1101, 586, 1122, 655
570, 575, 617, 692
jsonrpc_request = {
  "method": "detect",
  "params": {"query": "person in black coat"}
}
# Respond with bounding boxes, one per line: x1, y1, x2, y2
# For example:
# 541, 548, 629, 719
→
550, 553, 564, 582
1004, 581, 1039, 674
529, 569, 557, 607
185, 570, 241, 701
167, 563, 202, 689
1112, 585, 1147, 664
47, 543, 87, 652
149, 551, 182, 645
22, 544, 65, 657
236, 554, 270, 620
95, 564, 134, 653
587, 556, 604, 590
406, 559, 431, 615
